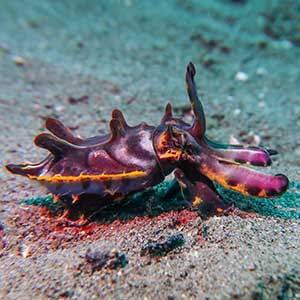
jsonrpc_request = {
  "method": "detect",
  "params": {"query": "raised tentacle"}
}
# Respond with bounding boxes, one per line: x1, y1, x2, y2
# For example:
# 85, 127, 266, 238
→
45, 117, 83, 145
186, 62, 206, 137
203, 137, 272, 167
193, 153, 289, 198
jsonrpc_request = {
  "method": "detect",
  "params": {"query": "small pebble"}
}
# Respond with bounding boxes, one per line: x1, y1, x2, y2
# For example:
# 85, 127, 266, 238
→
233, 108, 241, 116
252, 134, 261, 146
257, 101, 265, 108
54, 105, 66, 112
13, 55, 26, 66
248, 263, 257, 271
229, 135, 240, 145
235, 71, 248, 82
256, 67, 267, 76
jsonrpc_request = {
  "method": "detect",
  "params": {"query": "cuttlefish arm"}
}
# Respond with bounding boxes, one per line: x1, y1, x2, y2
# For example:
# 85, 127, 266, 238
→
173, 168, 227, 216
192, 151, 289, 198
203, 137, 274, 167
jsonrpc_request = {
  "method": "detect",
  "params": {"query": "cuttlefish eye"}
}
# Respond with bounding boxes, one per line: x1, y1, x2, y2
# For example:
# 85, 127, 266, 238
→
157, 139, 183, 162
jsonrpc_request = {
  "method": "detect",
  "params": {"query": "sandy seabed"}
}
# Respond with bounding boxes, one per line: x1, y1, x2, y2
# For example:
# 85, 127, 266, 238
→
0, 1, 300, 299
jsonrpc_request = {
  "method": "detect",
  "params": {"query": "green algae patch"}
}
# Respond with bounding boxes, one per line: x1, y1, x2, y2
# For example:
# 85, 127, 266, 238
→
18, 181, 186, 223
19, 182, 300, 220
87, 181, 187, 223
20, 195, 62, 214
219, 182, 300, 219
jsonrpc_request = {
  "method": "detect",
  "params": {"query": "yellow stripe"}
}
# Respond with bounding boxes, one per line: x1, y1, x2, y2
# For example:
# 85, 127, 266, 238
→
201, 165, 250, 196
29, 170, 146, 183
192, 196, 203, 207
159, 149, 181, 160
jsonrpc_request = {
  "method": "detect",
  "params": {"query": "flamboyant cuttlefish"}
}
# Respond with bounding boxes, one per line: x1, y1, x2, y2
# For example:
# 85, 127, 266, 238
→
6, 62, 289, 217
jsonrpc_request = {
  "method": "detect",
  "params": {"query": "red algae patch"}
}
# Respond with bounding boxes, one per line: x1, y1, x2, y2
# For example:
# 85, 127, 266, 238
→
7, 205, 199, 256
